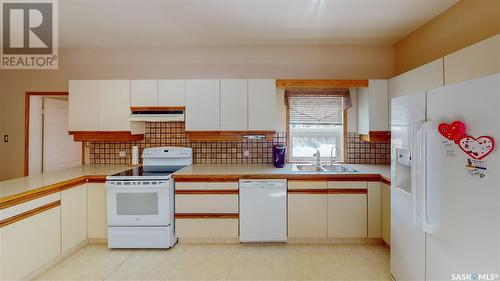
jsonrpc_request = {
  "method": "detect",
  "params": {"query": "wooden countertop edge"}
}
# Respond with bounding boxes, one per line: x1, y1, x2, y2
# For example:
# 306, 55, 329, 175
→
0, 175, 107, 209
1, 171, 390, 209
173, 173, 390, 183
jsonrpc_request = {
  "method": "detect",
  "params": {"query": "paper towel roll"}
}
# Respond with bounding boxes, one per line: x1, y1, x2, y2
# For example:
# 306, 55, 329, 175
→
131, 146, 139, 166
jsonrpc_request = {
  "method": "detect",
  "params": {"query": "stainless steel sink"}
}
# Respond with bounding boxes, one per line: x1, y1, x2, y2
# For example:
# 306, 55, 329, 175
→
294, 164, 327, 172
321, 164, 357, 173
293, 164, 357, 173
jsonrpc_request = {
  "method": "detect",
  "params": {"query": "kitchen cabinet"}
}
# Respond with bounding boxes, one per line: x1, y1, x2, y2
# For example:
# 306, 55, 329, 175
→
69, 80, 100, 131
220, 79, 248, 131
99, 80, 131, 131
69, 80, 145, 136
357, 79, 390, 142
175, 181, 239, 240
158, 80, 185, 106
381, 182, 391, 245
327, 181, 367, 238
288, 181, 327, 238
389, 59, 444, 98
130, 80, 158, 106
87, 183, 107, 239
248, 79, 276, 131
367, 182, 381, 238
444, 34, 500, 85
0, 200, 61, 281
61, 185, 88, 252
185, 79, 220, 131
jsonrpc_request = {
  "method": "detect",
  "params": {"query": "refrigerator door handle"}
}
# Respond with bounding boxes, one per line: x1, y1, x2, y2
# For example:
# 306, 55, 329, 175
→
411, 121, 423, 225
421, 121, 435, 234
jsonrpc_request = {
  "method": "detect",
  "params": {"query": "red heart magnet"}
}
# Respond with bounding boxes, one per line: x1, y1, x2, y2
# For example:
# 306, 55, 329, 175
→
438, 121, 466, 144
458, 135, 495, 160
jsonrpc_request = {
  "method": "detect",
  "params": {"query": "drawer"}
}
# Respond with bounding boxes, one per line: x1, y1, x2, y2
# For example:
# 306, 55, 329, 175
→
175, 218, 238, 238
175, 194, 238, 213
206, 182, 238, 190
175, 182, 206, 190
288, 181, 327, 190
327, 181, 367, 189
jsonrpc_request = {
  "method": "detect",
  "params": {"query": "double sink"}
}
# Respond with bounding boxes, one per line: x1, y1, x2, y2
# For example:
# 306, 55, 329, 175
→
293, 164, 357, 173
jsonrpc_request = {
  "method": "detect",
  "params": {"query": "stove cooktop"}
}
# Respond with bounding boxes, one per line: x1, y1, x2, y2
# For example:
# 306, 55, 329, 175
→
106, 165, 187, 181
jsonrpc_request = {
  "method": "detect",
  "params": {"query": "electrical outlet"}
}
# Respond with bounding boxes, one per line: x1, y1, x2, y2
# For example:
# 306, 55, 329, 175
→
243, 150, 250, 157
3, 135, 8, 142
118, 150, 126, 158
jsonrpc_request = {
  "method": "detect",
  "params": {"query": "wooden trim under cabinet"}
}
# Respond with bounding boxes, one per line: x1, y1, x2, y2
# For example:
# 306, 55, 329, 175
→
175, 190, 239, 195
288, 188, 367, 194
130, 106, 185, 112
68, 131, 144, 142
360, 131, 391, 142
185, 131, 275, 141
175, 213, 239, 219
276, 79, 368, 88
0, 201, 61, 228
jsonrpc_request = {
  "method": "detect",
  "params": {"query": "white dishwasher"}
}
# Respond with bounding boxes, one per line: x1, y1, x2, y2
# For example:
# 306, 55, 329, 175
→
239, 179, 287, 242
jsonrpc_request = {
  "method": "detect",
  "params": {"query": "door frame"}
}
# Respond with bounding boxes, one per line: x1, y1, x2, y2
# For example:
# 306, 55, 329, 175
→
24, 91, 81, 176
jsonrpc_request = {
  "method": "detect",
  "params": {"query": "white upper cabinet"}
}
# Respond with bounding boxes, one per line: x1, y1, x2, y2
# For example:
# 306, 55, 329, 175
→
185, 79, 220, 131
248, 79, 276, 131
99, 80, 131, 131
444, 34, 500, 85
357, 79, 389, 135
158, 80, 185, 106
69, 80, 144, 133
130, 80, 158, 106
220, 79, 248, 131
69, 80, 100, 131
389, 58, 444, 98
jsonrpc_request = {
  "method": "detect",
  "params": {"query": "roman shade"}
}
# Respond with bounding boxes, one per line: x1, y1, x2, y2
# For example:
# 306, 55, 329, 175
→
286, 88, 351, 125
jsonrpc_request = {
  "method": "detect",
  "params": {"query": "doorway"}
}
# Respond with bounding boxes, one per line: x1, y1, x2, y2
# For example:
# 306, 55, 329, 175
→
25, 92, 82, 175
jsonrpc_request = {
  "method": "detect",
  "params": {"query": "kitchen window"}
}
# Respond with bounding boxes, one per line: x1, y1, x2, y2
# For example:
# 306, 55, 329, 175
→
286, 89, 351, 163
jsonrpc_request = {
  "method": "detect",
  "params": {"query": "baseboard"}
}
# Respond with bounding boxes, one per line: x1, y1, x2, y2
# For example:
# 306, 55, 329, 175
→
24, 239, 88, 281
287, 238, 384, 244
88, 238, 107, 244
178, 237, 240, 244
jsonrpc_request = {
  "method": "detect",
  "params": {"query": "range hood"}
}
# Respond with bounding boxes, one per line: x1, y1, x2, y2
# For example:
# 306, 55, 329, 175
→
129, 107, 185, 122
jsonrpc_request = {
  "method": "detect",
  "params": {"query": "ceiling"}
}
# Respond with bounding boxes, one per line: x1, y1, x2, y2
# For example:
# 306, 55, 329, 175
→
59, 0, 459, 48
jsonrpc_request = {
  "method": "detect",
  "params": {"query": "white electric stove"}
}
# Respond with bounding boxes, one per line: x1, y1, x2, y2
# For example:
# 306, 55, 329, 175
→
106, 147, 192, 249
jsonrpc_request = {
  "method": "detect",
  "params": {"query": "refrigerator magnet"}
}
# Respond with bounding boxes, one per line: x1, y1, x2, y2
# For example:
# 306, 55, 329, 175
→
465, 158, 487, 179
458, 135, 495, 160
438, 121, 466, 144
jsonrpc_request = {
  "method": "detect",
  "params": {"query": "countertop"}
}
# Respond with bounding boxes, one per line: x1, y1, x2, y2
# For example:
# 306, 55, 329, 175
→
0, 164, 130, 203
1, 163, 390, 206
172, 164, 390, 182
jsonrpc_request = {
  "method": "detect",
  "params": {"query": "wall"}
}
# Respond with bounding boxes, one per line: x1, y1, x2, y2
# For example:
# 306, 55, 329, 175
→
394, 0, 500, 75
0, 45, 393, 180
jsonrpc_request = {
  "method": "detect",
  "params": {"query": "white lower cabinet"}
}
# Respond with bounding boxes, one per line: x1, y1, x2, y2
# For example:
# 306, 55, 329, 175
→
327, 193, 367, 238
288, 181, 327, 238
61, 185, 88, 252
87, 183, 108, 239
381, 182, 391, 245
0, 205, 61, 281
175, 219, 239, 239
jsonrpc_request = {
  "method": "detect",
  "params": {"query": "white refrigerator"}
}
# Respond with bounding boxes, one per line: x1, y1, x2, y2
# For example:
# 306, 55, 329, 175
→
391, 74, 499, 281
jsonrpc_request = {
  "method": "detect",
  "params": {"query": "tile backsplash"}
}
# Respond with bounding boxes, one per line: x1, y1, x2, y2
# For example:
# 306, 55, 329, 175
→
89, 122, 390, 165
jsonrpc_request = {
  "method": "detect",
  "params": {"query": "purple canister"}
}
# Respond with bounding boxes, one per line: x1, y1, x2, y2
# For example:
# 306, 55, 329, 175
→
273, 144, 286, 168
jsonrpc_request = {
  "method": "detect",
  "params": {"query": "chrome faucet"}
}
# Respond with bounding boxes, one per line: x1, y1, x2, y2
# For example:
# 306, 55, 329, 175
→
330, 146, 339, 164
313, 149, 321, 166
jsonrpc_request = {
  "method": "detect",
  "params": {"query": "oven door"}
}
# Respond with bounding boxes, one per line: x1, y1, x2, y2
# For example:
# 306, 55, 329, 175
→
106, 179, 172, 227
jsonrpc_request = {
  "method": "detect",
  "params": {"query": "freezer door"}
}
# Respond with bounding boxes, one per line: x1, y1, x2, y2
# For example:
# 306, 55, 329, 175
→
426, 74, 500, 280
390, 92, 427, 281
